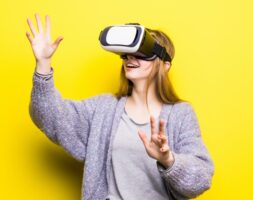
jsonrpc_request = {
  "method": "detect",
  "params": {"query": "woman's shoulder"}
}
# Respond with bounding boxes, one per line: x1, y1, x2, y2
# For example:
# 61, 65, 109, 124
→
168, 101, 200, 132
170, 100, 196, 116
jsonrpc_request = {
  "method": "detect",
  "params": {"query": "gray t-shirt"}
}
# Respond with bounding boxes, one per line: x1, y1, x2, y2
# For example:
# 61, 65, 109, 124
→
106, 107, 170, 200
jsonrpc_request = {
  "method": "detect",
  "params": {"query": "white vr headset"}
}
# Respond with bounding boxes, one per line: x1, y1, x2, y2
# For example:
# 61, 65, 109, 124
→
99, 23, 172, 62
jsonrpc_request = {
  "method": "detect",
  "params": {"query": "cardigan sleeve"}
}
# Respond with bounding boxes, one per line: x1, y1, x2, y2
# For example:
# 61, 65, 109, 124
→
156, 103, 214, 199
34, 67, 54, 81
29, 67, 99, 162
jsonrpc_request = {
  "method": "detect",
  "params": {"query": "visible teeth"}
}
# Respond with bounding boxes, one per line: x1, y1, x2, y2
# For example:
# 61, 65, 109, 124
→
127, 63, 139, 68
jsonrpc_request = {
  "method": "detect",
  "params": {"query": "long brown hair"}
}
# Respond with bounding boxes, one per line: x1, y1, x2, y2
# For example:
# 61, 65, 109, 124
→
114, 27, 187, 109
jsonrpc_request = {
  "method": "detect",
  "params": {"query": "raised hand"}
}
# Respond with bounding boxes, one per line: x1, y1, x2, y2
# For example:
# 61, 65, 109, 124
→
138, 116, 175, 169
26, 13, 64, 74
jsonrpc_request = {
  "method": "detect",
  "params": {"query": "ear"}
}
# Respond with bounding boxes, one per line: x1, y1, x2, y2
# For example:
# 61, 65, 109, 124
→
164, 61, 171, 72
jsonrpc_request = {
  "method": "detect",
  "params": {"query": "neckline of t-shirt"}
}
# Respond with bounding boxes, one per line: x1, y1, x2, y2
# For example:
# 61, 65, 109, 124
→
123, 107, 160, 126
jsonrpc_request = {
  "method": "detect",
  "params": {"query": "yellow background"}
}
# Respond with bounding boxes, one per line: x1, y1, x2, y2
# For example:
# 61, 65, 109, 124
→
0, 0, 252, 199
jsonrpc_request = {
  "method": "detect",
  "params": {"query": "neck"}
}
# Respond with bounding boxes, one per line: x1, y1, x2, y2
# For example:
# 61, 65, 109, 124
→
127, 80, 163, 116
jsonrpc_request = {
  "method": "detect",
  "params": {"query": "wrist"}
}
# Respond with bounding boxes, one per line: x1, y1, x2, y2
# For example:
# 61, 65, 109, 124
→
159, 151, 175, 169
36, 59, 51, 75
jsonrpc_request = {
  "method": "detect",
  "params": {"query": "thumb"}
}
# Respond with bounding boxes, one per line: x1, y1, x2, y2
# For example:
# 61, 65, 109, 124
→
138, 130, 149, 148
52, 36, 64, 49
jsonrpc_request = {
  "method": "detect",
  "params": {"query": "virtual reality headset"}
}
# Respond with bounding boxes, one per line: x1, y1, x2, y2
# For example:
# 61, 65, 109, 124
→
98, 23, 172, 62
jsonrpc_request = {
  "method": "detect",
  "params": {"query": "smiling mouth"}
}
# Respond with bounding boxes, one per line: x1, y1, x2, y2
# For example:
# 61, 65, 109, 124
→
126, 63, 139, 68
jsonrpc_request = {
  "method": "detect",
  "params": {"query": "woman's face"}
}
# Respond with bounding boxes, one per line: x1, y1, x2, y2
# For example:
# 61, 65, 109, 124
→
122, 55, 156, 82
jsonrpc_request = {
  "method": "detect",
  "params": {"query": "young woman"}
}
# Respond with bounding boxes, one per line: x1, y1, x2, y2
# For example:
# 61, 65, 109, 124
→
27, 13, 214, 200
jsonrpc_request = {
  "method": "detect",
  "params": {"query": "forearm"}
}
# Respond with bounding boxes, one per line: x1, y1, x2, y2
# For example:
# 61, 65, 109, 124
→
29, 70, 97, 161
29, 71, 60, 142
157, 152, 214, 199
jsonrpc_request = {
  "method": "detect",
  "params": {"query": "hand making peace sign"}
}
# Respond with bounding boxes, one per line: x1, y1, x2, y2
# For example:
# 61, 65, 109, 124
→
138, 116, 175, 169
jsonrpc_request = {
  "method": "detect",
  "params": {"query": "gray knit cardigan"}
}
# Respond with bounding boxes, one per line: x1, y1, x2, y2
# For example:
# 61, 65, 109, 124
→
29, 70, 214, 200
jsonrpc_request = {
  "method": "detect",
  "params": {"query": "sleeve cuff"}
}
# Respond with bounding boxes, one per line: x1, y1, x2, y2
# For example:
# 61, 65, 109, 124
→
32, 67, 55, 93
157, 151, 177, 174
34, 67, 54, 81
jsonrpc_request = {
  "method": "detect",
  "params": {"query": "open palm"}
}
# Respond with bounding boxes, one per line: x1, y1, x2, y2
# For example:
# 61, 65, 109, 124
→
26, 13, 63, 61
